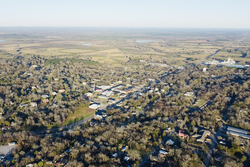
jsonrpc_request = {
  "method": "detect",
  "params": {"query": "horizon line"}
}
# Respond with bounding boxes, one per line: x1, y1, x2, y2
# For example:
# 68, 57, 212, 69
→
0, 26, 250, 30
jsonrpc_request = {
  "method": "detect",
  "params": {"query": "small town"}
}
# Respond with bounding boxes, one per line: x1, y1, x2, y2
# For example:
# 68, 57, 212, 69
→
0, 55, 250, 167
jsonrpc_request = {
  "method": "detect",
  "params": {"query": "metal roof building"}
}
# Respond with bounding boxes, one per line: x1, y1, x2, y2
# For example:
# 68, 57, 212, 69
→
227, 126, 248, 134
227, 130, 250, 139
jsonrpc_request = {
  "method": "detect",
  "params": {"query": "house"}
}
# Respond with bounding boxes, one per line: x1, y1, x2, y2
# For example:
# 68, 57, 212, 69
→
8, 142, 16, 146
166, 139, 174, 145
108, 98, 116, 104
94, 114, 103, 121
41, 99, 49, 104
192, 130, 211, 143
46, 161, 53, 165
159, 150, 168, 155
120, 93, 126, 98
26, 164, 34, 167
122, 146, 128, 152
42, 95, 49, 98
95, 88, 102, 92
89, 103, 100, 110
52, 92, 57, 96
30, 102, 37, 107
2, 126, 10, 131
98, 95, 109, 99
184, 92, 194, 97
124, 156, 130, 161
116, 102, 123, 107
102, 90, 113, 97
20, 103, 27, 107
178, 130, 189, 139
58, 89, 65, 93
112, 153, 118, 158
86, 92, 93, 97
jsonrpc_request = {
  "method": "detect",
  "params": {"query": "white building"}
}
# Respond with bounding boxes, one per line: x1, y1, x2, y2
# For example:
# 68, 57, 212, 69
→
30, 102, 37, 107
205, 58, 235, 65
89, 103, 100, 110
8, 142, 16, 146
184, 92, 194, 97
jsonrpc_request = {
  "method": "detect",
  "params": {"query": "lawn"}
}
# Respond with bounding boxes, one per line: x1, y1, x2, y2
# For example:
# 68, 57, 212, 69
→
194, 99, 206, 107
63, 105, 95, 125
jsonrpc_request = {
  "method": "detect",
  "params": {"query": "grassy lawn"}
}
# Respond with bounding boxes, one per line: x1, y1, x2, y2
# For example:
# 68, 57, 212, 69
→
63, 106, 95, 125
194, 99, 206, 107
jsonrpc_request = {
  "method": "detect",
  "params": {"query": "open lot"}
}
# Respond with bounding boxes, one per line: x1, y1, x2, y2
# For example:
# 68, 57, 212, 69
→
63, 106, 95, 125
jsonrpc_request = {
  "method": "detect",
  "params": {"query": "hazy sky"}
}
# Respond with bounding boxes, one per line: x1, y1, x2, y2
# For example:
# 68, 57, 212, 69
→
1, 0, 249, 28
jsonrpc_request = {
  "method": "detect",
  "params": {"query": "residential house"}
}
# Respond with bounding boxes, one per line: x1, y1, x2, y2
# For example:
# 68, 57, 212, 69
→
85, 92, 93, 97
94, 115, 103, 121
178, 130, 189, 139
159, 150, 168, 155
112, 153, 118, 158
30, 102, 37, 107
20, 103, 27, 107
166, 139, 174, 145
41, 99, 49, 104
8, 142, 16, 146
58, 89, 65, 93
26, 164, 33, 167
42, 94, 49, 98
52, 92, 57, 96
184, 92, 194, 97
108, 98, 116, 104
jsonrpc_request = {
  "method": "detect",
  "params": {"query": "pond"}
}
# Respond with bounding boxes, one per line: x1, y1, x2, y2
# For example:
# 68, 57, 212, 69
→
136, 40, 153, 43
227, 65, 245, 68
83, 43, 92, 46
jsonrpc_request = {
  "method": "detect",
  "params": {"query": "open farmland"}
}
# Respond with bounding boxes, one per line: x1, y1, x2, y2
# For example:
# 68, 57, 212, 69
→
1, 28, 250, 67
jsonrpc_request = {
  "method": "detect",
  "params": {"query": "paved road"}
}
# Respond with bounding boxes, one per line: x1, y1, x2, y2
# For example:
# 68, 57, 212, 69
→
138, 130, 174, 167
31, 115, 94, 134
203, 105, 231, 167
138, 97, 214, 167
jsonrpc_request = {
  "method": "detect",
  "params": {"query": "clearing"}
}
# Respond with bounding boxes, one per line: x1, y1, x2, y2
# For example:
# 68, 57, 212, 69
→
63, 105, 95, 125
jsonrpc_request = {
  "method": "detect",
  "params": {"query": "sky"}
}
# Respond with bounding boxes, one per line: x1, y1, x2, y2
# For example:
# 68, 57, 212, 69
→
0, 0, 250, 28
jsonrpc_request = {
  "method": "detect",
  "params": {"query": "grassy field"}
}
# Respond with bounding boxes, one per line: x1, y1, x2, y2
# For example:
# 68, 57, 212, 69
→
194, 99, 206, 107
1, 31, 247, 66
63, 106, 95, 125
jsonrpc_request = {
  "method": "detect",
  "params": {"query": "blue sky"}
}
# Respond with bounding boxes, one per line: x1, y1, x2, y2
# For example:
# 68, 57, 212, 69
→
0, 0, 249, 28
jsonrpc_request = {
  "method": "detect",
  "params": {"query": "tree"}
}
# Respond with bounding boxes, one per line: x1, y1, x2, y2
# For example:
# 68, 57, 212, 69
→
38, 161, 43, 167
241, 155, 247, 162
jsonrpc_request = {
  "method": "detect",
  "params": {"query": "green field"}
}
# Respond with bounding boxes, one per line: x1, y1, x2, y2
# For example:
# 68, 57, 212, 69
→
63, 106, 94, 125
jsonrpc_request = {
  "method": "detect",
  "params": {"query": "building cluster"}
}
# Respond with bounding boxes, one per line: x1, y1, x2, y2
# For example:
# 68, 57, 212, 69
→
204, 58, 236, 65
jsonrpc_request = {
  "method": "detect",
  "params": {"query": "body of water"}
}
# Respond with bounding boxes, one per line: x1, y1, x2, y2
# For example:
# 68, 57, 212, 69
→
227, 65, 245, 68
0, 40, 6, 42
83, 43, 92, 46
136, 40, 152, 43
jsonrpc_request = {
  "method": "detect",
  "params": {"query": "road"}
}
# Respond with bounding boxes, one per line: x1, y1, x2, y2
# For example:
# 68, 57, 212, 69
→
31, 115, 94, 134
138, 130, 174, 167
203, 105, 232, 167
245, 143, 250, 167
138, 97, 214, 167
